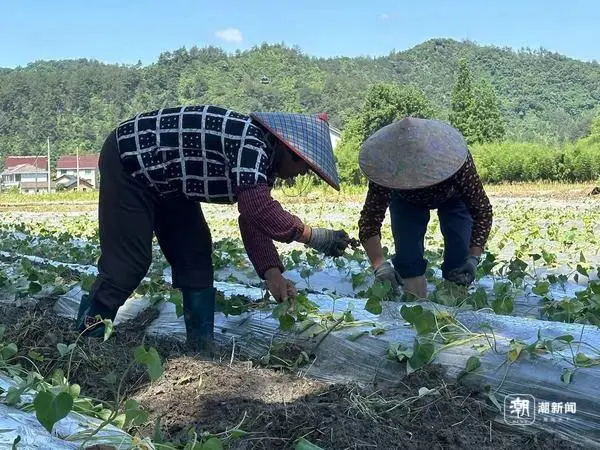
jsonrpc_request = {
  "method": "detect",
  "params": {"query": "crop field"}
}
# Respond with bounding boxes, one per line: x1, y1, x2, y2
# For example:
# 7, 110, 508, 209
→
1, 185, 600, 449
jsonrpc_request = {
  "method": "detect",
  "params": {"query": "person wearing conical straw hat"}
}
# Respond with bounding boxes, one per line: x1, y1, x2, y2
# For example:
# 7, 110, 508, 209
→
357, 117, 493, 299
75, 105, 350, 352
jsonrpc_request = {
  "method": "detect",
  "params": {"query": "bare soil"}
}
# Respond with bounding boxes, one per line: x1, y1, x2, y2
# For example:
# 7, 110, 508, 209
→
0, 301, 584, 450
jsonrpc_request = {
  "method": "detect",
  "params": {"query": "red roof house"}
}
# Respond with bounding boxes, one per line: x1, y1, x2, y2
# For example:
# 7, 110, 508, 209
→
56, 155, 99, 170
4, 156, 48, 170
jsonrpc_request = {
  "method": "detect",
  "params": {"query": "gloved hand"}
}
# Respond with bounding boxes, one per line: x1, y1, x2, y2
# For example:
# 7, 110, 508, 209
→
446, 256, 480, 286
306, 228, 350, 257
374, 262, 402, 290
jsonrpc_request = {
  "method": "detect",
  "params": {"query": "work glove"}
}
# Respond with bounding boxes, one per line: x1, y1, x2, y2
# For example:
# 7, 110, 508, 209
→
446, 256, 480, 286
306, 228, 350, 257
373, 262, 402, 290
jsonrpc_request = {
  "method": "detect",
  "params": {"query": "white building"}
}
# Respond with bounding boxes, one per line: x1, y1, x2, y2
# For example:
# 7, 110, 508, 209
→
56, 155, 99, 189
1, 156, 49, 191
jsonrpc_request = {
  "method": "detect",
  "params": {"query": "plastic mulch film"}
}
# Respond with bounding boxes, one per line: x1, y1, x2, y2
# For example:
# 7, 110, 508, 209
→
3, 252, 600, 447
0, 376, 132, 449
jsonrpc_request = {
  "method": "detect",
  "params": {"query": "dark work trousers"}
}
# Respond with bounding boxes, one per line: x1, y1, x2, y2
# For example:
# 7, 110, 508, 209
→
389, 191, 473, 280
89, 130, 214, 311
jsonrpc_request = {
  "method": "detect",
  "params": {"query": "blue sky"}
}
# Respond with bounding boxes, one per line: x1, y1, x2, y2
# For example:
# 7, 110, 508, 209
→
1, 0, 599, 68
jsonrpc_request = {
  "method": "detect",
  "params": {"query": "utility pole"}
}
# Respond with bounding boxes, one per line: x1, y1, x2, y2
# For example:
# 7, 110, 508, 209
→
76, 148, 80, 191
47, 137, 51, 193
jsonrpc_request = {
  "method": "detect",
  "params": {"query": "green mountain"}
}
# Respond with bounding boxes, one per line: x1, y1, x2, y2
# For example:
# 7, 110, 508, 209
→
1, 38, 599, 162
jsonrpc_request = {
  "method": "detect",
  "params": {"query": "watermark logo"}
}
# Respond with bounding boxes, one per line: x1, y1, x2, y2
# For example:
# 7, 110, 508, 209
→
504, 394, 577, 425
504, 394, 535, 425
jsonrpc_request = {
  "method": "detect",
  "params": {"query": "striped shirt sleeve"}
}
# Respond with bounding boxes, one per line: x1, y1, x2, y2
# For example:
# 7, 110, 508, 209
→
238, 214, 285, 279
235, 183, 306, 278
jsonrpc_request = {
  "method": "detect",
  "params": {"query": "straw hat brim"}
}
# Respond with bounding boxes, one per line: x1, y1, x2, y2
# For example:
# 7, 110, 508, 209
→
251, 112, 340, 191
358, 117, 468, 190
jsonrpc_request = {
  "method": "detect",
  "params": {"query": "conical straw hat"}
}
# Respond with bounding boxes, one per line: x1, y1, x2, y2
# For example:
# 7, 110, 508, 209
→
251, 111, 340, 190
358, 117, 468, 190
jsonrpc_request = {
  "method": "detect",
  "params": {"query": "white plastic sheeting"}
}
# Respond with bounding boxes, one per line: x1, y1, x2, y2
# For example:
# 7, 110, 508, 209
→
3, 252, 600, 447
0, 376, 132, 449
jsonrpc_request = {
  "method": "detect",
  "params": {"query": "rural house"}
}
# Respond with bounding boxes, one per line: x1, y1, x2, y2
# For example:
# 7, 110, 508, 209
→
0, 156, 50, 192
55, 174, 95, 191
56, 154, 99, 189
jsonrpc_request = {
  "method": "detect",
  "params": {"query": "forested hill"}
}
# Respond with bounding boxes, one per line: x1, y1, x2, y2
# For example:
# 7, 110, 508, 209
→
1, 38, 599, 161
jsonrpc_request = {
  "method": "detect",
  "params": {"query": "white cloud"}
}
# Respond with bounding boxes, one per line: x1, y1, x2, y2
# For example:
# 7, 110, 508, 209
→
215, 28, 243, 43
380, 13, 390, 20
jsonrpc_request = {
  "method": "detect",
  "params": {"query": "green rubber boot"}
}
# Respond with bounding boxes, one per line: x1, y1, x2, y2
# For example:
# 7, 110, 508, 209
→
181, 287, 216, 355
75, 293, 118, 338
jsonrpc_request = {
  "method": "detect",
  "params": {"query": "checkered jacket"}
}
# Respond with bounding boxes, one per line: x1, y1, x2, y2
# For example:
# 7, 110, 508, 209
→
116, 105, 276, 203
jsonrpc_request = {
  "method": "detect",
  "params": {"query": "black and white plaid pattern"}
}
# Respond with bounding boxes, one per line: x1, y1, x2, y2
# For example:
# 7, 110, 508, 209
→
115, 105, 275, 203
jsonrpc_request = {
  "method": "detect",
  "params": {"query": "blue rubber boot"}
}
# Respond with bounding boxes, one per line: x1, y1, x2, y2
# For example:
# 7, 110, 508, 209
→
181, 287, 216, 354
75, 293, 118, 338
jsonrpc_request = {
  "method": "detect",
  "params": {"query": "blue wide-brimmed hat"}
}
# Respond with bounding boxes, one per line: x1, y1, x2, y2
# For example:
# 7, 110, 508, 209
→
250, 111, 340, 190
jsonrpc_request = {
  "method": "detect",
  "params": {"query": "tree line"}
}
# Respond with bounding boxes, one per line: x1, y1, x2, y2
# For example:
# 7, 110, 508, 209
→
0, 39, 599, 180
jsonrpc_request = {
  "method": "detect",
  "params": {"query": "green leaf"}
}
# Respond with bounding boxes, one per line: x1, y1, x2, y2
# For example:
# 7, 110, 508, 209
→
466, 355, 481, 372
532, 281, 550, 296
351, 272, 366, 290
68, 384, 80, 399
33, 391, 73, 433
124, 398, 149, 428
408, 338, 435, 369
507, 340, 526, 362
271, 300, 290, 319
370, 327, 385, 336
296, 292, 318, 313
467, 287, 488, 308
12, 435, 21, 449
28, 282, 42, 294
295, 437, 324, 449
80, 274, 95, 292
200, 437, 224, 450
555, 335, 574, 344
386, 342, 410, 361
457, 356, 481, 381
28, 350, 44, 362
102, 319, 114, 342
134, 345, 163, 381
56, 343, 75, 357
492, 296, 514, 315
590, 281, 600, 295
400, 305, 436, 335
370, 280, 392, 301
576, 264, 589, 278
1, 343, 18, 360
365, 298, 382, 315
278, 313, 295, 331
151, 417, 164, 444
169, 290, 184, 318
5, 387, 24, 406
574, 352, 593, 366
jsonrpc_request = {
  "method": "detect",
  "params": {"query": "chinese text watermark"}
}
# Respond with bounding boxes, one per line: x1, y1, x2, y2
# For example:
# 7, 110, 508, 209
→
504, 394, 577, 425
